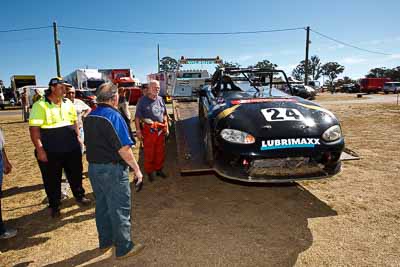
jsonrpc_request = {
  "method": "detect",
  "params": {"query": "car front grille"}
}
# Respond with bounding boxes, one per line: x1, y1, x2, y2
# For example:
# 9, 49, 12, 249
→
248, 157, 325, 177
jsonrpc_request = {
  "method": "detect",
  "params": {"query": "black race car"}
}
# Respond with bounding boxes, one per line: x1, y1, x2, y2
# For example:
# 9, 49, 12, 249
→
198, 68, 344, 183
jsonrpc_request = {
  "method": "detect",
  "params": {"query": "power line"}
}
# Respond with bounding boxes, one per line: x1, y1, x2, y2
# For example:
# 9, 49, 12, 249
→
0, 26, 52, 33
0, 25, 393, 56
58, 25, 305, 35
310, 29, 391, 56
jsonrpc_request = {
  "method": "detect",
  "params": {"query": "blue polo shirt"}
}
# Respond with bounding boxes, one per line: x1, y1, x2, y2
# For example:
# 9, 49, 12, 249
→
83, 104, 134, 164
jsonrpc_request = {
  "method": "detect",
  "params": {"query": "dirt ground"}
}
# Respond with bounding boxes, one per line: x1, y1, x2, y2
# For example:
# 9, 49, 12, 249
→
0, 98, 399, 266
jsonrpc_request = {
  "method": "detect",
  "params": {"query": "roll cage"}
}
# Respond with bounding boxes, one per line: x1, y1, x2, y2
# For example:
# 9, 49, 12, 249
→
211, 68, 294, 96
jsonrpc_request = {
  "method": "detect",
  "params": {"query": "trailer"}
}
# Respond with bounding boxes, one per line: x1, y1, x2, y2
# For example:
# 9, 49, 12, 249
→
10, 75, 36, 97
172, 57, 221, 173
360, 78, 390, 93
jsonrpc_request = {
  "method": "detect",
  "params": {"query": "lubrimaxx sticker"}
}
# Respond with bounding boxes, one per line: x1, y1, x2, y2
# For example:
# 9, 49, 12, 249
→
261, 138, 320, 150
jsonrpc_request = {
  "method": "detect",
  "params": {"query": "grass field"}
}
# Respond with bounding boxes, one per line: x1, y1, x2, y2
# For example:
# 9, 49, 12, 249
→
0, 100, 399, 266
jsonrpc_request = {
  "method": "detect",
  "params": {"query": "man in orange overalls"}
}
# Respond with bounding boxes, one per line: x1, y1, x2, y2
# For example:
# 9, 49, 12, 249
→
135, 80, 168, 182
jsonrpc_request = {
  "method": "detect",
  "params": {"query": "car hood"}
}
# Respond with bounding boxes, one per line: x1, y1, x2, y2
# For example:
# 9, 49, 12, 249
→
213, 97, 340, 140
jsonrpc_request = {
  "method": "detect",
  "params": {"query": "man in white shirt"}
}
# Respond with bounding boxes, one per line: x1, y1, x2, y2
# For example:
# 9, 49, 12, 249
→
66, 86, 91, 148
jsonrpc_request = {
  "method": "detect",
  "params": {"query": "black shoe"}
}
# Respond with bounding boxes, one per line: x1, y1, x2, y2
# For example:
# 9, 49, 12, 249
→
50, 208, 61, 218
147, 172, 155, 183
76, 196, 91, 206
156, 170, 168, 178
134, 179, 143, 192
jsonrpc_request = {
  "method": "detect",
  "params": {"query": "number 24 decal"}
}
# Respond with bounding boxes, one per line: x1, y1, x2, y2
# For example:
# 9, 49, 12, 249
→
261, 108, 305, 121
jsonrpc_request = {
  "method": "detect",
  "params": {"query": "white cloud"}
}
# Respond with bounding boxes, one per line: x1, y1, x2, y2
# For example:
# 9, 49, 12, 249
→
280, 50, 298, 55
341, 57, 367, 64
236, 55, 254, 62
389, 53, 400, 59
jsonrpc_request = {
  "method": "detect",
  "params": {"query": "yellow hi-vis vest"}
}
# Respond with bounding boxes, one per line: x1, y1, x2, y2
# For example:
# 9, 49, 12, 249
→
29, 97, 77, 128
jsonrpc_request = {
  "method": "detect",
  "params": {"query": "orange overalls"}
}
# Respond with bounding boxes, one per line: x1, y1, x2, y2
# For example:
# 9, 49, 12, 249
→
142, 120, 167, 174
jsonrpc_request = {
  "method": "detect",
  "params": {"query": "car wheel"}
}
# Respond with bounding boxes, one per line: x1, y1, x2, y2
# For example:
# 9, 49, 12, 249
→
384, 91, 388, 94
325, 161, 341, 175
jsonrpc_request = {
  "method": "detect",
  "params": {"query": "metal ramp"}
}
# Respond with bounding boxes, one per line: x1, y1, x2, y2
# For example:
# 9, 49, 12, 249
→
340, 148, 361, 161
173, 99, 213, 174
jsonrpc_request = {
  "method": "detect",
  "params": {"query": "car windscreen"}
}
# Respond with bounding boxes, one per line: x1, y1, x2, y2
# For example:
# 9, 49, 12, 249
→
231, 81, 289, 97
385, 82, 400, 87
87, 80, 104, 89
118, 82, 136, 87
182, 73, 202, 78
226, 71, 290, 97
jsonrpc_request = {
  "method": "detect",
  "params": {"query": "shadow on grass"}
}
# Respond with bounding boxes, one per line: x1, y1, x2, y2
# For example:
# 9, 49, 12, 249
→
0, 193, 95, 253
43, 248, 111, 267
2, 184, 44, 198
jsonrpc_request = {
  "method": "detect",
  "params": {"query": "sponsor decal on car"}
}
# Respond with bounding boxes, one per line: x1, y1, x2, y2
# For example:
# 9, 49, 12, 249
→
261, 138, 320, 150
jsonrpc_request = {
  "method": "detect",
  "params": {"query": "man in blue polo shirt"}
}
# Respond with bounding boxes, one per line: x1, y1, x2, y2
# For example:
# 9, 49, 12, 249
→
84, 82, 144, 259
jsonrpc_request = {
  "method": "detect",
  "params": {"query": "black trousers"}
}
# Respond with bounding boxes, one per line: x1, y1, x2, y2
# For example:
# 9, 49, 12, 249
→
36, 149, 85, 209
0, 200, 5, 234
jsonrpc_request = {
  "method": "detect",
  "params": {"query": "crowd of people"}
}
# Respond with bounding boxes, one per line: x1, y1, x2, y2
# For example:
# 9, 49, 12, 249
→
0, 77, 168, 260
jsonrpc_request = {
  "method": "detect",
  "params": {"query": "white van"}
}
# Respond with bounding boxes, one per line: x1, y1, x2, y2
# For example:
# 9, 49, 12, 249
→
383, 82, 400, 94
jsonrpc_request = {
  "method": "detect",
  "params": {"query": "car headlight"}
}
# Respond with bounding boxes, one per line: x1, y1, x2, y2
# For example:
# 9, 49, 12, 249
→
220, 129, 255, 144
322, 125, 342, 142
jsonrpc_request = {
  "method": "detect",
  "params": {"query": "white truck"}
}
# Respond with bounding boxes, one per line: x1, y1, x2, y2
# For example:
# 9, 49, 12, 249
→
64, 69, 105, 90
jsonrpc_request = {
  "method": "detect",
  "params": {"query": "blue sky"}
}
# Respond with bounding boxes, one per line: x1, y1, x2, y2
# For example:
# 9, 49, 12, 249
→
1, 0, 399, 86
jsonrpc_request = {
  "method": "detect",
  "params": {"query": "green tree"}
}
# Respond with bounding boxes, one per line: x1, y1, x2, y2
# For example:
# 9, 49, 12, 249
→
292, 62, 307, 81
366, 67, 388, 78
386, 66, 400, 81
310, 55, 323, 81
159, 56, 180, 72
322, 62, 345, 85
291, 55, 323, 82
221, 61, 241, 69
248, 59, 277, 70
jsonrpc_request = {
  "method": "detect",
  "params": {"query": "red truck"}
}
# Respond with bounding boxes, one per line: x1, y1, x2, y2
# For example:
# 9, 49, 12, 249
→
99, 69, 142, 104
360, 78, 391, 93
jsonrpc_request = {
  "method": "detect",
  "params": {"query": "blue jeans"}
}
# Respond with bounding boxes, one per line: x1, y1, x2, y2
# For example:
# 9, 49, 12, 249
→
88, 162, 134, 257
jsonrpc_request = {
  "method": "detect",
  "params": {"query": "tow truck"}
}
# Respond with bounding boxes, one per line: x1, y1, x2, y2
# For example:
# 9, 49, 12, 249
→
172, 57, 359, 182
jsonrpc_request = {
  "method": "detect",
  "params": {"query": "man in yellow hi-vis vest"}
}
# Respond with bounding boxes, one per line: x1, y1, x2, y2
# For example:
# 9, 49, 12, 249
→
29, 77, 91, 218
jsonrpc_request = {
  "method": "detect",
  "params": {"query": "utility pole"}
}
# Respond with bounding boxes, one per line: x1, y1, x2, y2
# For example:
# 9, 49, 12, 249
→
304, 26, 310, 86
53, 21, 61, 77
157, 43, 160, 72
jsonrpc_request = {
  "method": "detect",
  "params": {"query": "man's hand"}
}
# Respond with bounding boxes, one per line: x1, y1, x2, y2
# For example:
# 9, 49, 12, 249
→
77, 134, 84, 148
3, 160, 12, 174
136, 130, 143, 141
134, 169, 143, 183
37, 148, 48, 162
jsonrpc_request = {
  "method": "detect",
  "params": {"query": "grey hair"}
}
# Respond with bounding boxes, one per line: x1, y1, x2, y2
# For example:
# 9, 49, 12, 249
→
97, 82, 118, 102
149, 79, 160, 86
